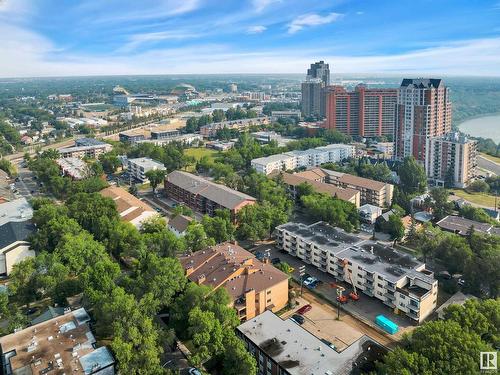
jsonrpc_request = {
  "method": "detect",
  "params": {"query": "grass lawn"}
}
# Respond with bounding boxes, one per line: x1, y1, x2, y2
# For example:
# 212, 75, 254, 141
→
450, 188, 498, 208
184, 147, 220, 172
184, 147, 220, 161
480, 152, 500, 165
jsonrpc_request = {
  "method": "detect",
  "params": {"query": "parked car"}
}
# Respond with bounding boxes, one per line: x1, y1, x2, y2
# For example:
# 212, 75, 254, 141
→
297, 304, 312, 315
438, 271, 452, 280
255, 251, 265, 261
271, 257, 281, 265
458, 278, 466, 286
291, 314, 305, 325
321, 338, 336, 350
303, 277, 318, 286
188, 368, 202, 375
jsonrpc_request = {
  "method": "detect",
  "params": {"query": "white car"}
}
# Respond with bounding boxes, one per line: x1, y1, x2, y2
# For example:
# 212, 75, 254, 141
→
303, 277, 318, 286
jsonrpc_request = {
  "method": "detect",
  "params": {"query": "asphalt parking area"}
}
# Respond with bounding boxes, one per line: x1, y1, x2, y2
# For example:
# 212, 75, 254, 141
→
281, 297, 364, 351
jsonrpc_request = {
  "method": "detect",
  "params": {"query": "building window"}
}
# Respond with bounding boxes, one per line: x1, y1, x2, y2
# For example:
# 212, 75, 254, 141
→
267, 290, 271, 295
267, 299, 272, 304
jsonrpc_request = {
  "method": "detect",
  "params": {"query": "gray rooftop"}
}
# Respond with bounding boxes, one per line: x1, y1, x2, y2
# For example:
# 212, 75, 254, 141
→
166, 171, 256, 209
277, 221, 434, 284
128, 157, 166, 169
237, 310, 385, 375
0, 221, 35, 250
251, 153, 294, 165
75, 138, 107, 147
436, 215, 500, 236
0, 198, 33, 226
79, 346, 115, 375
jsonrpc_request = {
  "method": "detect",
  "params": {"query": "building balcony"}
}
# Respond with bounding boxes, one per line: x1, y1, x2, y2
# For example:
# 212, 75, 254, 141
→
364, 272, 374, 281
385, 292, 395, 300
386, 282, 396, 291
407, 310, 419, 320
407, 303, 420, 313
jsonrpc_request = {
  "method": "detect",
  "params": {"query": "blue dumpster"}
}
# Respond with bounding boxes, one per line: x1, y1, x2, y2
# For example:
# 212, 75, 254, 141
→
375, 314, 399, 334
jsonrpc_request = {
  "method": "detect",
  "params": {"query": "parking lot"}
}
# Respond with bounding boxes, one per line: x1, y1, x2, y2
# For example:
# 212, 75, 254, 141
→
252, 243, 417, 338
281, 296, 365, 351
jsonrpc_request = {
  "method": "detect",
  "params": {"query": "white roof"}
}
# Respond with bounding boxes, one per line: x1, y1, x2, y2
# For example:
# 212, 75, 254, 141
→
0, 198, 33, 226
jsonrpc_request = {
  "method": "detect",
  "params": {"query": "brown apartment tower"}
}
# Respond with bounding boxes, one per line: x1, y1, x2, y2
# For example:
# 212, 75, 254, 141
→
324, 84, 398, 137
394, 78, 452, 162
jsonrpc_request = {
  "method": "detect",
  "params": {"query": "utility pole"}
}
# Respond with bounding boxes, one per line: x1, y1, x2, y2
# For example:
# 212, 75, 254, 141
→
336, 286, 345, 320
299, 265, 306, 297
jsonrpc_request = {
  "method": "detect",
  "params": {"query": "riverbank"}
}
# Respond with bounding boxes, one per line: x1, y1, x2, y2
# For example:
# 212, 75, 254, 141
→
457, 113, 500, 142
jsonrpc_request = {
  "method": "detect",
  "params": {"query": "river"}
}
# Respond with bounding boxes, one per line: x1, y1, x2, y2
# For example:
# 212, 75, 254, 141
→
458, 114, 500, 142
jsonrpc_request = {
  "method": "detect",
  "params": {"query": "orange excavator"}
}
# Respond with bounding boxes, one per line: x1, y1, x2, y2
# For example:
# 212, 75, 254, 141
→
342, 259, 360, 301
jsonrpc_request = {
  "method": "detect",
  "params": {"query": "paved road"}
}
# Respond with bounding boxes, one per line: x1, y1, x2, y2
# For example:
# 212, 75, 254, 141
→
12, 161, 42, 199
478, 155, 500, 176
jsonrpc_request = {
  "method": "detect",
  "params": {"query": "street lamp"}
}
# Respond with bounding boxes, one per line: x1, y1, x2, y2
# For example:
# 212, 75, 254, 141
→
299, 265, 306, 297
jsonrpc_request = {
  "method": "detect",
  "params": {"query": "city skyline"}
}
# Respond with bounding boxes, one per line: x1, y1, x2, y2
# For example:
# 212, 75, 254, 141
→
1, 0, 500, 78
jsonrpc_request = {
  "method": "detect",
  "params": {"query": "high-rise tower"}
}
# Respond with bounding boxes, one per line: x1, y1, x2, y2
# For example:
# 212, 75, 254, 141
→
394, 78, 452, 162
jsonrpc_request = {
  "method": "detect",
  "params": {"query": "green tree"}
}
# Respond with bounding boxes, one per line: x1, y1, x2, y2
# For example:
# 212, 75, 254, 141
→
222, 333, 257, 375
429, 188, 454, 220
398, 157, 427, 194
379, 320, 493, 375
145, 169, 166, 193
132, 253, 187, 309
188, 307, 225, 366
185, 223, 215, 251
201, 209, 235, 243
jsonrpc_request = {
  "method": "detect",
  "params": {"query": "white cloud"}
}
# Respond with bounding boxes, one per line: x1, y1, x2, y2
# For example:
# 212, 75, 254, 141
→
356, 11, 364, 15
252, 0, 281, 12
79, 0, 201, 24
247, 25, 267, 34
120, 31, 200, 52
287, 12, 342, 34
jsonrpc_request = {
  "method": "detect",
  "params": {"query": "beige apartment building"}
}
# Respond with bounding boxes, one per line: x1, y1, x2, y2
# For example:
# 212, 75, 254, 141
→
279, 171, 361, 207
294, 168, 394, 207
180, 242, 289, 321
276, 222, 438, 323
425, 131, 477, 188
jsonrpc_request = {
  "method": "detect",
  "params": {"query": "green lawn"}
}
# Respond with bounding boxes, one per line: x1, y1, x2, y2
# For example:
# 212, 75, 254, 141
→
184, 147, 220, 161
480, 152, 500, 165
450, 189, 498, 208
184, 147, 220, 172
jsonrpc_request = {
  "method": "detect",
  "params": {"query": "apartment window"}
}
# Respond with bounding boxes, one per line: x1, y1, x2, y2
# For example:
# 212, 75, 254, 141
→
267, 298, 272, 304
267, 290, 272, 295
400, 295, 406, 300
377, 283, 383, 288
267, 361, 272, 370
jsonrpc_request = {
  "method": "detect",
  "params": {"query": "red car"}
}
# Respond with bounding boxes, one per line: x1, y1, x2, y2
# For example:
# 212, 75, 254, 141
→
297, 304, 312, 315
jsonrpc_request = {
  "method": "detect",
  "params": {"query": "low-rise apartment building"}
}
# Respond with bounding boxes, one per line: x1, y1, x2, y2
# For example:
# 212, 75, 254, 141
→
323, 169, 394, 207
250, 144, 355, 175
56, 157, 88, 180
425, 132, 477, 188
180, 243, 288, 321
127, 157, 166, 183
276, 222, 438, 323
237, 310, 386, 375
0, 308, 115, 375
0, 198, 35, 276
58, 139, 112, 159
164, 171, 256, 221
100, 186, 157, 228
279, 171, 360, 207
295, 167, 393, 207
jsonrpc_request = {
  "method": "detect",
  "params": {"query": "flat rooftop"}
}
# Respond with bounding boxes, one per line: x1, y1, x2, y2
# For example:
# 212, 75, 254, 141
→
277, 221, 434, 284
128, 157, 166, 169
237, 310, 386, 375
0, 198, 33, 226
0, 308, 114, 375
436, 215, 500, 236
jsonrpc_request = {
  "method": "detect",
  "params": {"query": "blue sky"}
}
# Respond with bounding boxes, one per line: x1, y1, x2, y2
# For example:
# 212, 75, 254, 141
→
1, 0, 500, 77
